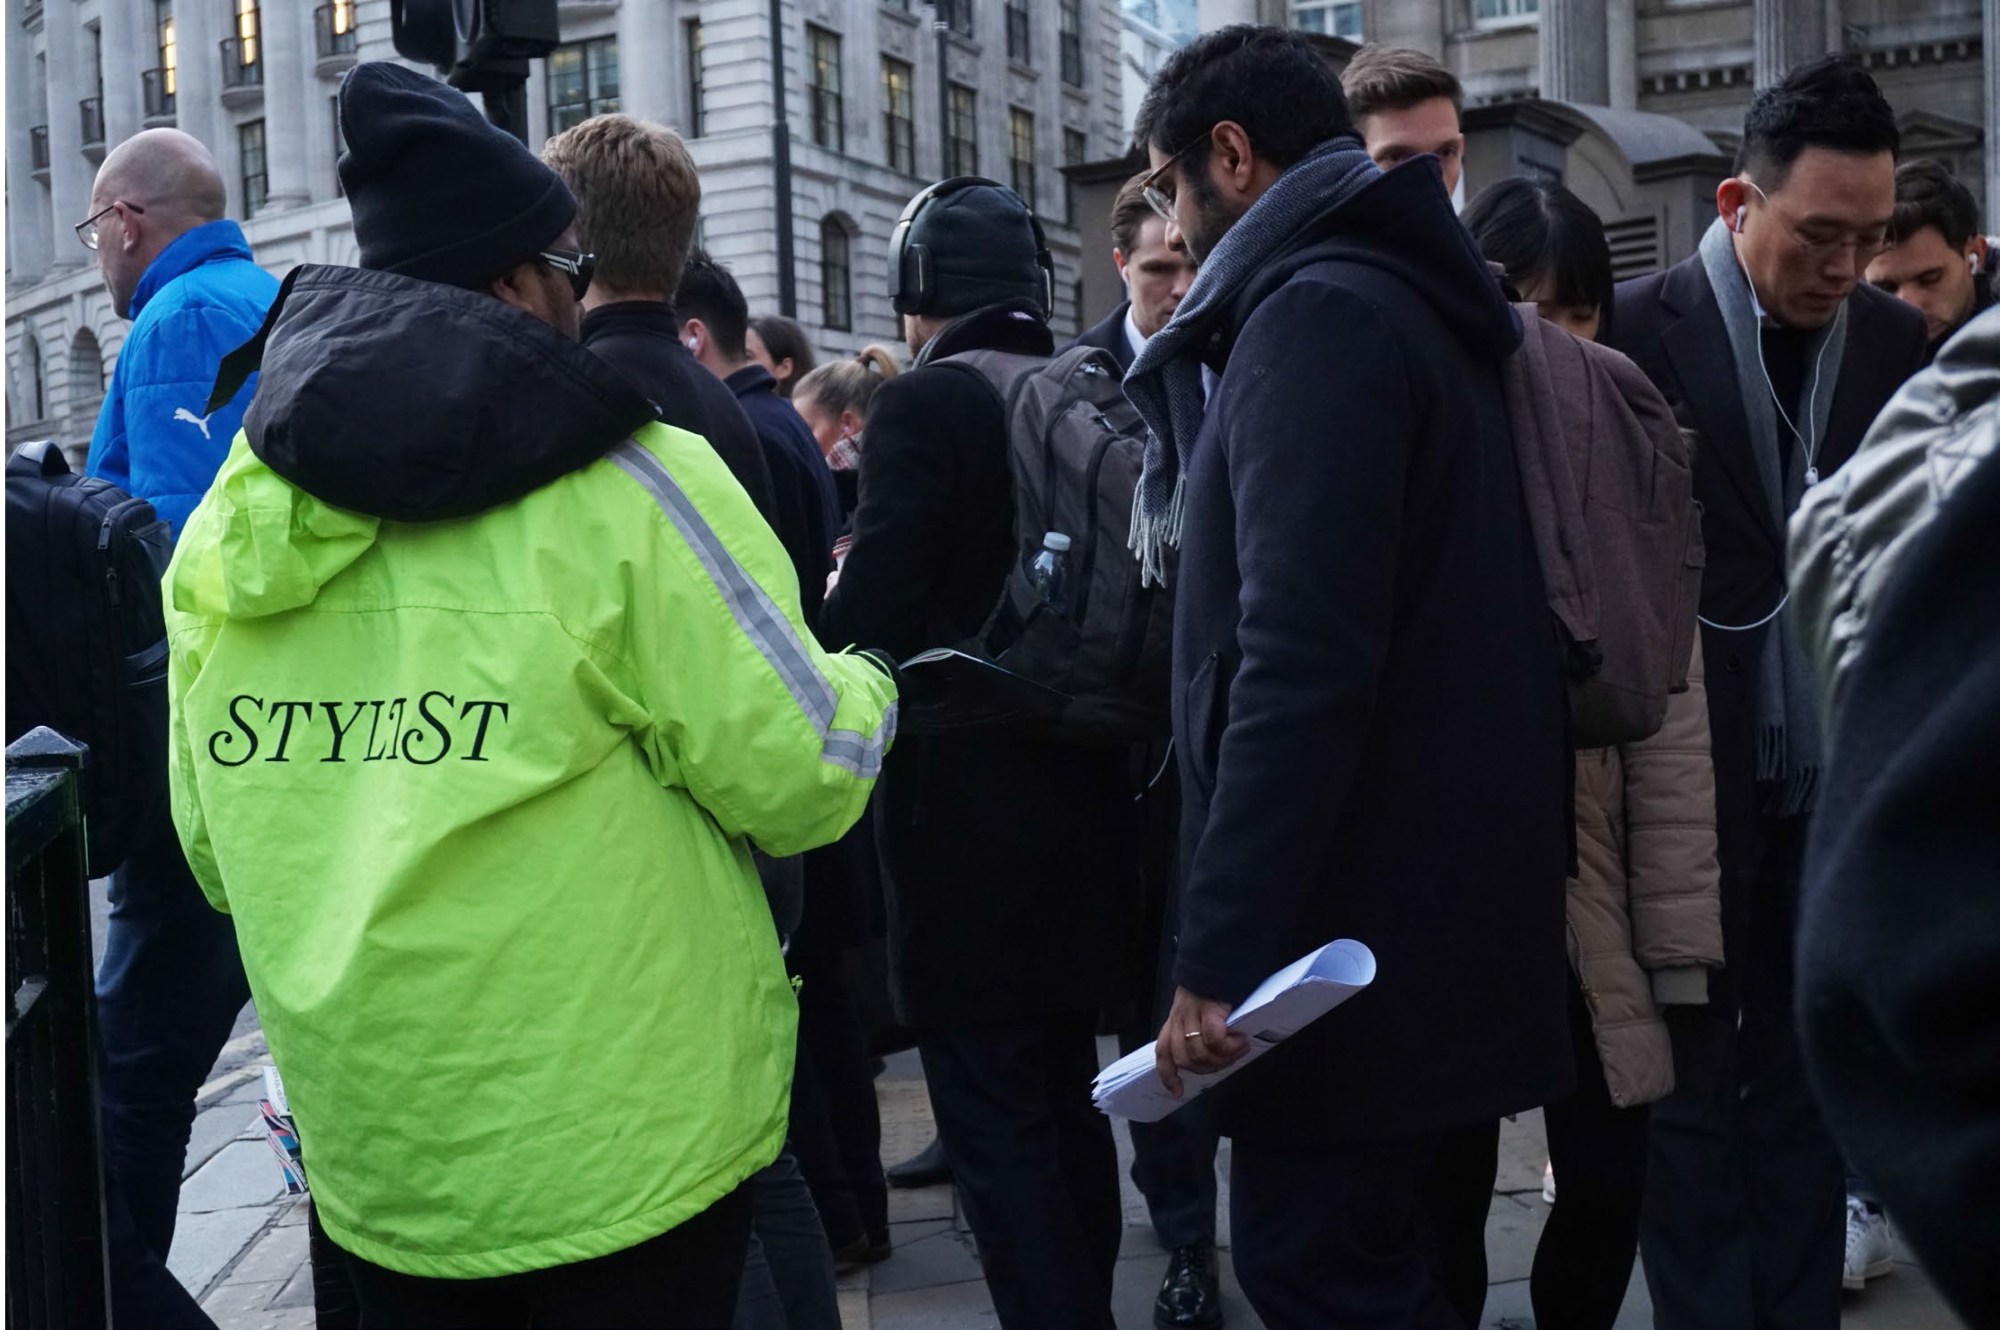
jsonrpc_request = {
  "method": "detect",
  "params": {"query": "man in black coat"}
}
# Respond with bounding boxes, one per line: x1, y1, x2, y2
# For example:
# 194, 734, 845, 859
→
540, 116, 778, 525
679, 251, 841, 629
1607, 56, 1926, 1330
819, 179, 1138, 1330
1065, 171, 1196, 374
1133, 28, 1571, 1329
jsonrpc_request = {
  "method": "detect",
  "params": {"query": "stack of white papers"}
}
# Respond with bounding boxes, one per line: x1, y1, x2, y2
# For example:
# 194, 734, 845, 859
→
1092, 939, 1377, 1122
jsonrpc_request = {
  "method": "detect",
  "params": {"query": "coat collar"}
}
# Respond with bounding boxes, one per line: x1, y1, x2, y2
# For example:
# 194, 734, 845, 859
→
130, 220, 256, 319
578, 300, 682, 342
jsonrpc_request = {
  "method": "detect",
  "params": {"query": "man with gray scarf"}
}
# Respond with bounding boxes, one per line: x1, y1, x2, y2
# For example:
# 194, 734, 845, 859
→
1608, 54, 1924, 1330
1135, 27, 1572, 1328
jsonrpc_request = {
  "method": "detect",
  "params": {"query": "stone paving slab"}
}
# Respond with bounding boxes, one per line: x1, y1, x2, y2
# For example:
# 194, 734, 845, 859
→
179, 1139, 290, 1214
168, 1206, 272, 1298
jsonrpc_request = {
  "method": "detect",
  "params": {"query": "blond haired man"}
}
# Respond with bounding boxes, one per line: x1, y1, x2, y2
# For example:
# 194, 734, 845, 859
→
543, 114, 777, 520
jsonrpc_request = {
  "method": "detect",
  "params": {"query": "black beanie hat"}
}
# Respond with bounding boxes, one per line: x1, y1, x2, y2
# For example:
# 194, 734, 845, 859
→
907, 181, 1048, 318
337, 62, 576, 290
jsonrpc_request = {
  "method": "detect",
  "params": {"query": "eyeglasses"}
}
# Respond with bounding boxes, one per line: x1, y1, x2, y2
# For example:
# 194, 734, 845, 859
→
1140, 131, 1213, 223
1741, 178, 1891, 265
537, 249, 596, 302
75, 200, 144, 251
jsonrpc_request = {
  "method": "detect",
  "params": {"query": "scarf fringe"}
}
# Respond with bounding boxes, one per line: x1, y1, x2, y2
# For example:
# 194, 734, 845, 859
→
1131, 473, 1185, 589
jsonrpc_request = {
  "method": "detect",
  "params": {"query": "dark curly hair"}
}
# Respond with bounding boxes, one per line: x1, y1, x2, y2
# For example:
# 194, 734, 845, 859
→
1737, 54, 1900, 190
1132, 25, 1352, 175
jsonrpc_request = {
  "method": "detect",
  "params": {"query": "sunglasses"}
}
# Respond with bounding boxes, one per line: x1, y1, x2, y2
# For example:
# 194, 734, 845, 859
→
538, 249, 596, 302
1140, 131, 1213, 223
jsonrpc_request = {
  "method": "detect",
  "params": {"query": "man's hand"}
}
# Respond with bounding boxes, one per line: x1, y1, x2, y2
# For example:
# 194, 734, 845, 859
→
1155, 986, 1250, 1099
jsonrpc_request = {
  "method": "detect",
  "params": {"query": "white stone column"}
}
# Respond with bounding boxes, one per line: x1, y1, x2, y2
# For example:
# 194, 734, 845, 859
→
257, 0, 311, 210
100, 0, 145, 148
1986, 0, 1999, 234
8, 0, 53, 283
1196, 0, 1257, 32
617, 0, 678, 128
1540, 0, 1610, 103
1755, 0, 1825, 89
173, 0, 222, 157
1608, 0, 1638, 110
44, 5, 92, 268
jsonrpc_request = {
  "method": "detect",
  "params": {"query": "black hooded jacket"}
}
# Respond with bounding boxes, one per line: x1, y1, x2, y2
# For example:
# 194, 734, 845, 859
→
217, 265, 658, 519
820, 301, 1140, 1028
1166, 160, 1574, 1145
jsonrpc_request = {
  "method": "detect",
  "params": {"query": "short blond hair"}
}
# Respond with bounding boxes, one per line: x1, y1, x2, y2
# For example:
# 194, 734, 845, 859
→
541, 114, 702, 296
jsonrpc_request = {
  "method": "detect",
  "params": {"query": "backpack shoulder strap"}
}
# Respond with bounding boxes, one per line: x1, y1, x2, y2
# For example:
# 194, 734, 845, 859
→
9, 440, 70, 480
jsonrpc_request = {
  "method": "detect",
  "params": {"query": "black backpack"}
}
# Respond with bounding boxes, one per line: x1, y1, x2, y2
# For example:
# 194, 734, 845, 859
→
6, 442, 174, 877
933, 346, 1173, 742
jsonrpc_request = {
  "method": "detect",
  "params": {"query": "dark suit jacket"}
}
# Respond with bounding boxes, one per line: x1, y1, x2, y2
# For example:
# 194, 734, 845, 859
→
1063, 301, 1136, 373
579, 301, 778, 523
1610, 254, 1924, 1004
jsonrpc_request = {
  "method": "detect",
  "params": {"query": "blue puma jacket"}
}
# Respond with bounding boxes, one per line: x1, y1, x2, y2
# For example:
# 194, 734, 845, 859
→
87, 220, 279, 535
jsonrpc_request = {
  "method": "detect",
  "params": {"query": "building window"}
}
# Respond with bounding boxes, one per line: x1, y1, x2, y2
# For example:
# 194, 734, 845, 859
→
685, 21, 704, 136
239, 118, 267, 218
156, 0, 175, 97
1472, 0, 1537, 25
1071, 278, 1086, 335
1008, 108, 1035, 211
235, 0, 258, 63
315, 0, 357, 59
1058, 0, 1084, 86
821, 218, 852, 331
546, 36, 620, 137
882, 57, 914, 175
947, 83, 977, 176
1290, 1, 1362, 38
938, 0, 972, 39
807, 26, 843, 152
69, 330, 103, 419
223, 0, 260, 86
1005, 0, 1030, 63
1063, 128, 1086, 223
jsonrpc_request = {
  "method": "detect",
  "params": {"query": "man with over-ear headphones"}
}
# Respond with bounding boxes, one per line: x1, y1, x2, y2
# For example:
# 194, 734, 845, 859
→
1608, 54, 1926, 1330
818, 178, 1138, 1330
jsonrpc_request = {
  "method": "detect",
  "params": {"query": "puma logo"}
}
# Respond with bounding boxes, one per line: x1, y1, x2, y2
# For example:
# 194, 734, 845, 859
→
173, 407, 213, 441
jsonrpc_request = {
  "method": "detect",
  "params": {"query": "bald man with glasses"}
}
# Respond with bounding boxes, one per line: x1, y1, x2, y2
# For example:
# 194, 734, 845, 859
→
75, 127, 276, 1327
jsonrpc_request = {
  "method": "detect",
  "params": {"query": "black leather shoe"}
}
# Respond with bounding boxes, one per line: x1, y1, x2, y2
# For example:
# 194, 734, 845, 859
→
1155, 1243, 1223, 1329
884, 1138, 952, 1189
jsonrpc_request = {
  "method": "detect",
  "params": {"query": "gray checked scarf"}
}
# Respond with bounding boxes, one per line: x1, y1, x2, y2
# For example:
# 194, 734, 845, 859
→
1698, 216, 1845, 818
1124, 137, 1381, 587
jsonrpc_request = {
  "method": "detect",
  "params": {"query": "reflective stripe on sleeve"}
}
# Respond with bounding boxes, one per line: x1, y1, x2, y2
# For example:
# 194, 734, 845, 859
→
610, 438, 895, 778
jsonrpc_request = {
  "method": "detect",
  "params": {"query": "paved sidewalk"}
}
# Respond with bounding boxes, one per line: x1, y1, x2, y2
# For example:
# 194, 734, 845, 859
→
179, 1042, 1964, 1330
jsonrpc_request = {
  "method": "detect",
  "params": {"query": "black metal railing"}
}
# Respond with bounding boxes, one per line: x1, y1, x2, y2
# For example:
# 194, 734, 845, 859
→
314, 4, 357, 58
78, 97, 103, 150
220, 36, 262, 90
142, 68, 175, 120
29, 125, 49, 172
6, 729, 109, 1330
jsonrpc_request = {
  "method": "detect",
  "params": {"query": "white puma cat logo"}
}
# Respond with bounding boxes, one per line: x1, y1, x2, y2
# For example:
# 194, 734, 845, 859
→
173, 407, 213, 441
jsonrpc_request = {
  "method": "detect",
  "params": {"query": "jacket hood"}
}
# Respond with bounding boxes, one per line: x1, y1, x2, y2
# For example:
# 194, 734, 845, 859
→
1208, 160, 1520, 370
131, 219, 258, 319
211, 264, 659, 524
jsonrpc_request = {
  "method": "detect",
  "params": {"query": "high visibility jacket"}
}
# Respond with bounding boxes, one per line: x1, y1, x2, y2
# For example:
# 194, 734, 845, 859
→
166, 382, 895, 1275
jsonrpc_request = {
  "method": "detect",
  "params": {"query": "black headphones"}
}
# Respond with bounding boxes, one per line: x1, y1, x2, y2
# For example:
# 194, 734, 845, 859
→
888, 176, 1055, 318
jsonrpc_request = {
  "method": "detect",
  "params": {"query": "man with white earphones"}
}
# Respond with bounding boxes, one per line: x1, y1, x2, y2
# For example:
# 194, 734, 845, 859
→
1607, 54, 1926, 1330
1866, 158, 1997, 364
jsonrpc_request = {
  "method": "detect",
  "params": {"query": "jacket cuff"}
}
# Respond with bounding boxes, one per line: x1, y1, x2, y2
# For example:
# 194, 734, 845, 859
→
1651, 966, 1709, 1006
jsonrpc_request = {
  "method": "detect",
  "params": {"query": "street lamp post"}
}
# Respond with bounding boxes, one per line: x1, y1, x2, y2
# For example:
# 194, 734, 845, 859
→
770, 0, 798, 317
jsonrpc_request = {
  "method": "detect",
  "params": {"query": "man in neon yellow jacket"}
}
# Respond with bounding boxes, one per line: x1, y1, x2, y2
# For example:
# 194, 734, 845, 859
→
164, 63, 895, 1324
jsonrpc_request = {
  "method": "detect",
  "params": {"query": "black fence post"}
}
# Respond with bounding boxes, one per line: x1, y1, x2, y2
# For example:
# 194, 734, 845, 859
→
7, 727, 111, 1329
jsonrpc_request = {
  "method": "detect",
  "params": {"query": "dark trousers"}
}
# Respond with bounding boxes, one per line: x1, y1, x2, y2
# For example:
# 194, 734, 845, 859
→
787, 945, 887, 1251
735, 1148, 842, 1330
918, 1011, 1121, 1330
1533, 979, 1651, 1330
335, 1184, 753, 1329
1232, 1132, 1466, 1330
1117, 1015, 1219, 1250
95, 820, 250, 1306
1425, 1120, 1502, 1330
1641, 819, 1843, 1330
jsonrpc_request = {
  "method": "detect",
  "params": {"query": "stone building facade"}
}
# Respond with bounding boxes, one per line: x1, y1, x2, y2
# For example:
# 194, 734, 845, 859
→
7, 0, 1126, 461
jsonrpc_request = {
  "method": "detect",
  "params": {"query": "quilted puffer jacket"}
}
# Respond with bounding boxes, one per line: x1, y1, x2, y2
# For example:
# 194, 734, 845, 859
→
1568, 635, 1726, 1108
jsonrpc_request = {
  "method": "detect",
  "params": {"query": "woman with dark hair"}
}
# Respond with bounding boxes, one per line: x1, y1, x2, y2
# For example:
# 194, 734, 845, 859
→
1463, 175, 1616, 342
1467, 174, 1726, 1330
748, 315, 817, 398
